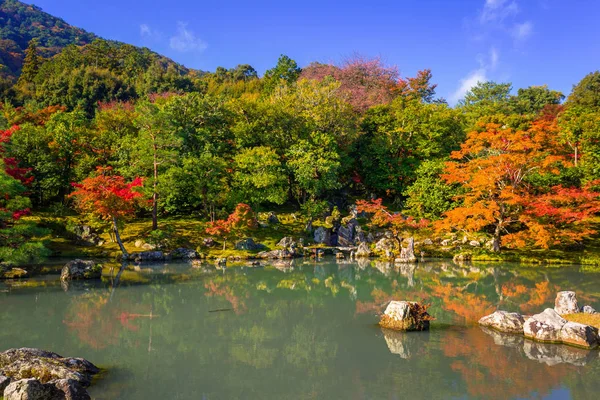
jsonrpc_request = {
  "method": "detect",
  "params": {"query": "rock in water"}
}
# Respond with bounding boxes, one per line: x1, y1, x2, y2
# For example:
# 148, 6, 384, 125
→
555, 291, 579, 315
355, 242, 372, 258
560, 321, 599, 348
168, 248, 198, 260
53, 378, 91, 400
582, 305, 597, 314
479, 311, 525, 334
3, 378, 53, 400
60, 260, 101, 282
524, 308, 567, 343
379, 301, 431, 331
396, 238, 417, 263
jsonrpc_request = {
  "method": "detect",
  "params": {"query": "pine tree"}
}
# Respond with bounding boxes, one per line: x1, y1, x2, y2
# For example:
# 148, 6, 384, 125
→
17, 39, 42, 95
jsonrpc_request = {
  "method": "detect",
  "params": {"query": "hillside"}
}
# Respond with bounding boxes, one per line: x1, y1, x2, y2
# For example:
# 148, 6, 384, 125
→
0, 0, 97, 78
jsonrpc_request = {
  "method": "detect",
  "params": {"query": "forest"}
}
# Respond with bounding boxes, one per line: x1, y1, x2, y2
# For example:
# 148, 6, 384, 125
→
1, 0, 600, 266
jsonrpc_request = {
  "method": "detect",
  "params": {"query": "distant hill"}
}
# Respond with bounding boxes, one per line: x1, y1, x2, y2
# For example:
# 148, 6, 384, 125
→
0, 0, 97, 78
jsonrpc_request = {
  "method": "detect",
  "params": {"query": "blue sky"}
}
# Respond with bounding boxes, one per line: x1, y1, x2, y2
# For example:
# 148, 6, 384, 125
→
27, 0, 600, 103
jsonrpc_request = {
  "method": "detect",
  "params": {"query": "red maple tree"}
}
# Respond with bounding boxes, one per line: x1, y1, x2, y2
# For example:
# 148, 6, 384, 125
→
205, 203, 257, 250
70, 167, 143, 257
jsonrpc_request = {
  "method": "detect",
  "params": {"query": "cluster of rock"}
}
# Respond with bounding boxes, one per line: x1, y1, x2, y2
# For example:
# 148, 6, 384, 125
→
379, 301, 432, 331
71, 225, 103, 247
60, 260, 102, 282
124, 247, 199, 263
0, 348, 99, 400
479, 291, 599, 349
0, 267, 29, 280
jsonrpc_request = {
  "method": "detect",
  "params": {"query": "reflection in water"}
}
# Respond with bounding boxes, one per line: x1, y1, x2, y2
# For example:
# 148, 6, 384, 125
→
0, 259, 599, 399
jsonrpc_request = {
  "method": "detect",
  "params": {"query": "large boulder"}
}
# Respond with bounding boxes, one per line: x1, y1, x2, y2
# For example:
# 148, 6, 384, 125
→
53, 378, 90, 400
337, 218, 359, 246
379, 301, 431, 331
234, 238, 265, 251
561, 321, 599, 348
375, 238, 397, 254
168, 248, 198, 260
313, 227, 331, 245
0, 348, 99, 387
555, 291, 579, 315
523, 308, 567, 343
277, 237, 296, 249
479, 311, 525, 334
256, 249, 294, 259
60, 260, 101, 282
3, 378, 54, 400
396, 238, 417, 263
128, 251, 164, 262
355, 242, 372, 258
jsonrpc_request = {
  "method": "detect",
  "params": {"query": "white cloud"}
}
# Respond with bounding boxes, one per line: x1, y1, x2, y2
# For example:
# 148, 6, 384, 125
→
490, 47, 499, 70
450, 69, 488, 104
169, 22, 207, 53
480, 0, 519, 23
512, 21, 533, 41
140, 24, 152, 37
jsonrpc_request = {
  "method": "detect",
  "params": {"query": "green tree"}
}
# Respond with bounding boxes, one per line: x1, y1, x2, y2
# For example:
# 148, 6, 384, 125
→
567, 71, 600, 109
263, 54, 301, 95
232, 146, 287, 208
132, 99, 182, 230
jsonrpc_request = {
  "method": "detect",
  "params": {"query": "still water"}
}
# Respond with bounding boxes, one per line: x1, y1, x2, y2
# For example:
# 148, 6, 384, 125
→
1, 258, 599, 400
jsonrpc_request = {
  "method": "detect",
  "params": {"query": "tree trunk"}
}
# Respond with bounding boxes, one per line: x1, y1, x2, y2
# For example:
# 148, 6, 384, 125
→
152, 143, 158, 231
112, 216, 129, 259
574, 145, 578, 167
492, 223, 502, 252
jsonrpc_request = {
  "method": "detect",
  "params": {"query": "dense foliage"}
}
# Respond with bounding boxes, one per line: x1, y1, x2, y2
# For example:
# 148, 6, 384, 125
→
0, 0, 599, 264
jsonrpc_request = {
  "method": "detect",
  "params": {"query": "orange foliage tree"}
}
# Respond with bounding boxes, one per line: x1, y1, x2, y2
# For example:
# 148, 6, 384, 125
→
438, 119, 600, 251
205, 203, 258, 250
70, 167, 143, 257
356, 198, 429, 245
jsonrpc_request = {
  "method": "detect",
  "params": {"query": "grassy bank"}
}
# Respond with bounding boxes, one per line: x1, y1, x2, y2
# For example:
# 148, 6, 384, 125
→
20, 211, 600, 267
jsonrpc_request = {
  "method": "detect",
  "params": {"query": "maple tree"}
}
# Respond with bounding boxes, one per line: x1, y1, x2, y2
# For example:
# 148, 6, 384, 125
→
69, 167, 143, 257
356, 199, 428, 249
205, 203, 258, 250
438, 118, 600, 251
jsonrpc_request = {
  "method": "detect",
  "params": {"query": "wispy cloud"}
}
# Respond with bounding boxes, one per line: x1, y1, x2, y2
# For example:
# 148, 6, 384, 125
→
512, 21, 533, 41
479, 0, 519, 23
450, 68, 488, 104
140, 24, 163, 41
169, 22, 207, 53
451, 48, 498, 104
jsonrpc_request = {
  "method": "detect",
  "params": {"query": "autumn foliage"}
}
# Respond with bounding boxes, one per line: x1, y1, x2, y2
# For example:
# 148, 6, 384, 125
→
70, 167, 143, 221
356, 198, 429, 236
438, 119, 600, 250
205, 203, 258, 248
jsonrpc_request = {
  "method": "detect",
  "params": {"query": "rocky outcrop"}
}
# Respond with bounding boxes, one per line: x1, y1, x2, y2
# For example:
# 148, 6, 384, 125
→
60, 260, 101, 282
355, 242, 372, 258
523, 308, 599, 348
395, 238, 416, 263
0, 348, 99, 400
375, 238, 397, 254
72, 225, 103, 247
337, 218, 359, 246
234, 238, 265, 251
313, 227, 332, 245
277, 237, 296, 249
555, 291, 579, 315
379, 301, 431, 331
478, 311, 525, 334
168, 248, 198, 260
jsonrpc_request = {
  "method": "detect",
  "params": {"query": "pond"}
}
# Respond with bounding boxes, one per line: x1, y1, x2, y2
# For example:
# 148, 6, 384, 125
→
1, 258, 599, 399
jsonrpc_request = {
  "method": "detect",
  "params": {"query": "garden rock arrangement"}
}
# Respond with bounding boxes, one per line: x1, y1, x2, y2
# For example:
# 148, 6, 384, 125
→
0, 267, 29, 280
379, 301, 432, 331
478, 291, 599, 349
0, 348, 99, 399
60, 260, 102, 282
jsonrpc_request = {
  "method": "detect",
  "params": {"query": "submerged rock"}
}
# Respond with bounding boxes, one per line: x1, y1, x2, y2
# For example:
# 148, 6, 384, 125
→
379, 301, 431, 331
479, 311, 525, 334
555, 291, 579, 315
60, 260, 101, 282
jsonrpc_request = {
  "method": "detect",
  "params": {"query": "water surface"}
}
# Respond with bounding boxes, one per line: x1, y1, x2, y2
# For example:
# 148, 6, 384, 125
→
1, 259, 599, 399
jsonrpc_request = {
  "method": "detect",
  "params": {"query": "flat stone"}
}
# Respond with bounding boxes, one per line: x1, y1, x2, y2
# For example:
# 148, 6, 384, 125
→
479, 311, 525, 334
523, 308, 566, 343
555, 291, 579, 315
